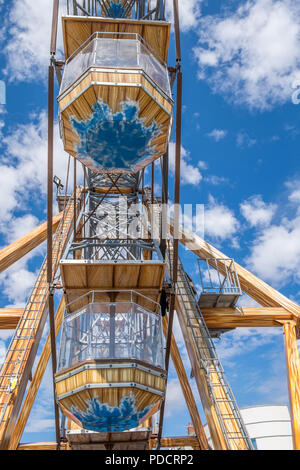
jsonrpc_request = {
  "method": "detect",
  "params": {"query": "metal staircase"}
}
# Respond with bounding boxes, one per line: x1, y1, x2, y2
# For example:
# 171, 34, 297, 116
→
167, 245, 253, 450
0, 190, 81, 448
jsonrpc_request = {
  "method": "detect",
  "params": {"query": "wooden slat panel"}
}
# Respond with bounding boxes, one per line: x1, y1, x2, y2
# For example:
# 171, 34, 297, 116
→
61, 263, 165, 292
62, 17, 171, 62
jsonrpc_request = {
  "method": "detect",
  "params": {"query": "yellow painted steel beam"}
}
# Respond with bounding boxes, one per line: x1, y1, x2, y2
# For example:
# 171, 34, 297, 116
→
282, 321, 300, 450
0, 212, 63, 274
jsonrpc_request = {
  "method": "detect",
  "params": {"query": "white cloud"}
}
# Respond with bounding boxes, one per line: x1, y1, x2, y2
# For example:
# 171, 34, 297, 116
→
24, 363, 56, 433
216, 327, 281, 364
2, 214, 39, 244
204, 196, 239, 240
286, 180, 300, 204
169, 142, 203, 186
236, 131, 257, 148
246, 215, 300, 285
207, 129, 227, 141
165, 0, 202, 32
1, 0, 65, 82
289, 189, 300, 204
0, 111, 72, 227
194, 0, 300, 110
240, 195, 277, 227
164, 377, 187, 418
204, 175, 229, 186
0, 254, 40, 306
0, 340, 6, 367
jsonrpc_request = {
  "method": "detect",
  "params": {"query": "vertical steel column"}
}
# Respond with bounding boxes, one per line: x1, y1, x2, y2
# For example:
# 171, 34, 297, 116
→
47, 62, 61, 450
157, 0, 182, 449
160, 149, 169, 258
73, 157, 77, 244
48, 0, 61, 449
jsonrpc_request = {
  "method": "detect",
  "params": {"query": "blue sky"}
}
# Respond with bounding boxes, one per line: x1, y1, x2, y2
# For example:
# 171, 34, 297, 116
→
0, 0, 300, 443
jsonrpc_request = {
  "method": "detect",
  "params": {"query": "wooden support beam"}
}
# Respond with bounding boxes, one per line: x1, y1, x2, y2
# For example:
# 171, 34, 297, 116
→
8, 297, 66, 450
169, 221, 300, 316
87, 187, 140, 195
0, 192, 79, 450
150, 436, 200, 450
282, 321, 300, 450
174, 295, 228, 450
202, 307, 297, 329
0, 212, 63, 274
0, 309, 23, 329
18, 437, 200, 451
162, 316, 209, 450
18, 442, 69, 451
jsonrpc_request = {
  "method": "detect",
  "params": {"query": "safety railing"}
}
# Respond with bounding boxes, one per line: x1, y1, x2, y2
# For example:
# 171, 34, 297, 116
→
198, 258, 242, 296
60, 32, 171, 96
58, 290, 165, 371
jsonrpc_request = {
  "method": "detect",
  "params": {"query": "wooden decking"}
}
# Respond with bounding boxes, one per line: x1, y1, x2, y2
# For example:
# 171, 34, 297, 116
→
62, 16, 171, 62
60, 259, 165, 312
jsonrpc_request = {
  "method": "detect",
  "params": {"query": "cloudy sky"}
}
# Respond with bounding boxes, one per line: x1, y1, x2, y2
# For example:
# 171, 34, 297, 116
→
0, 0, 300, 443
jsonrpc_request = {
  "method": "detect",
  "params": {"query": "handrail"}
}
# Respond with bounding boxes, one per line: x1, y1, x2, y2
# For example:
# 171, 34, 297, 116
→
64, 289, 162, 315
66, 31, 167, 67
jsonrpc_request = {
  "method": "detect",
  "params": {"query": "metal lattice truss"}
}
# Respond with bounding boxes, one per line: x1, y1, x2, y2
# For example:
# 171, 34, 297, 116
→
67, 0, 166, 21
64, 172, 163, 262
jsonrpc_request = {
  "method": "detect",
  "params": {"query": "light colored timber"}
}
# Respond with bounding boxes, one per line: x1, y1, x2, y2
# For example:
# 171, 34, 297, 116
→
0, 212, 63, 274
55, 360, 166, 427
169, 219, 300, 316
0, 309, 23, 330
62, 16, 171, 62
61, 262, 165, 312
149, 436, 201, 450
8, 298, 66, 450
167, 245, 249, 450
162, 316, 209, 450
201, 307, 299, 329
17, 436, 199, 451
59, 70, 172, 173
174, 277, 247, 450
282, 321, 300, 450
18, 442, 69, 451
0, 190, 81, 450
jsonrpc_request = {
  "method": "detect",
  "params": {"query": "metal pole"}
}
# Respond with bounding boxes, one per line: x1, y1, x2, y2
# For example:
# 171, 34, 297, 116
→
151, 161, 155, 205
73, 157, 77, 244
48, 0, 61, 450
50, 0, 60, 56
47, 63, 61, 450
157, 0, 182, 449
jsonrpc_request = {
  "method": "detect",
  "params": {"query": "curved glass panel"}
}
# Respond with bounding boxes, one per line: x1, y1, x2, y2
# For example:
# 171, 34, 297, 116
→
58, 300, 165, 371
60, 35, 171, 96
